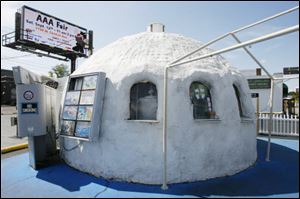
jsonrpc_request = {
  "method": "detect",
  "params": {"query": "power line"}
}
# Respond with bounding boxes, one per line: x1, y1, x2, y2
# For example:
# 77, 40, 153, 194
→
2, 59, 53, 72
2, 59, 70, 75
2, 56, 65, 68
1, 54, 35, 60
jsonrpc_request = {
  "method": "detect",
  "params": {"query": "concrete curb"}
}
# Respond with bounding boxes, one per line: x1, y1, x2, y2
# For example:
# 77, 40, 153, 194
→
1, 143, 28, 154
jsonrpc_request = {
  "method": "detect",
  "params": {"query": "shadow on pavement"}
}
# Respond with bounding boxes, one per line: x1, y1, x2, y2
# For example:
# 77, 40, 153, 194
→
36, 139, 299, 197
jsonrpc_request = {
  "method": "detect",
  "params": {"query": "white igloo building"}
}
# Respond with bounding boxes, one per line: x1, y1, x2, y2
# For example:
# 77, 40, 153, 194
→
60, 23, 257, 184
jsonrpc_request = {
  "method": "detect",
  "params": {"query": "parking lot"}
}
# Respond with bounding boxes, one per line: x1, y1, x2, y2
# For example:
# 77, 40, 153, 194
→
1, 106, 28, 148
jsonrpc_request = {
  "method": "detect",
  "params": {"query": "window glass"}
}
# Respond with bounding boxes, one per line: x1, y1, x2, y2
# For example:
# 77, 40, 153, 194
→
77, 106, 93, 121
62, 106, 78, 120
130, 82, 157, 120
69, 77, 83, 91
75, 122, 92, 138
61, 120, 75, 136
74, 78, 83, 90
80, 91, 95, 104
190, 82, 213, 119
82, 75, 97, 90
65, 91, 80, 105
233, 85, 243, 117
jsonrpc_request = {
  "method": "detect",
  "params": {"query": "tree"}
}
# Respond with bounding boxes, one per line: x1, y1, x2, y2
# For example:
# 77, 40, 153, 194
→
288, 91, 299, 102
48, 64, 70, 78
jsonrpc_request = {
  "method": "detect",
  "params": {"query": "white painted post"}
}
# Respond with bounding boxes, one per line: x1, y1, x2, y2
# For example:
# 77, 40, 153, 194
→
259, 113, 261, 133
292, 115, 295, 135
262, 113, 264, 133
274, 114, 277, 134
266, 113, 269, 133
277, 114, 281, 133
280, 114, 282, 134
283, 114, 286, 135
272, 114, 276, 133
262, 114, 264, 133
295, 116, 299, 134
291, 115, 294, 135
287, 114, 290, 135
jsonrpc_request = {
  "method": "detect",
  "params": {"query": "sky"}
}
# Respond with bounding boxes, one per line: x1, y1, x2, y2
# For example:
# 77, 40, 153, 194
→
1, 1, 299, 90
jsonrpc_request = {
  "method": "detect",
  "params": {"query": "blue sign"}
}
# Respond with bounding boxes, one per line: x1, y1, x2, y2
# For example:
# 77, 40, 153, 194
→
21, 103, 38, 114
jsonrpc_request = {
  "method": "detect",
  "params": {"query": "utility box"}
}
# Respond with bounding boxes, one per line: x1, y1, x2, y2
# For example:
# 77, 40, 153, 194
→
16, 83, 58, 169
17, 84, 57, 137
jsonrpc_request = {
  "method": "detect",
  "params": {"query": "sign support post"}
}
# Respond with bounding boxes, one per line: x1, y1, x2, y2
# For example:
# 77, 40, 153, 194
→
71, 56, 77, 73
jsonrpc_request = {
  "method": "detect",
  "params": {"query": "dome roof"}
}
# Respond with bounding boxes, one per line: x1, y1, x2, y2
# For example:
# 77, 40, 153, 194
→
73, 31, 232, 79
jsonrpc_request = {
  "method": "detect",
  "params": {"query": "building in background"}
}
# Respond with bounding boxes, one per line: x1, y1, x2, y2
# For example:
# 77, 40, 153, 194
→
241, 68, 283, 113
1, 69, 16, 106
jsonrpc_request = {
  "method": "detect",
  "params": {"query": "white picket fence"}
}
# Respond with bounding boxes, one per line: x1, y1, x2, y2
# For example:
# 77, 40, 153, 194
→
258, 113, 299, 137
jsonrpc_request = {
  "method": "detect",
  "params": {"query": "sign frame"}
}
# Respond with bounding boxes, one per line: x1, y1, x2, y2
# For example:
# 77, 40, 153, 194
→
283, 67, 299, 75
19, 5, 88, 58
248, 78, 271, 89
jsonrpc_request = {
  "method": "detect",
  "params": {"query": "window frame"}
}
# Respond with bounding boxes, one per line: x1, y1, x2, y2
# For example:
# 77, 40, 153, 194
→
60, 72, 106, 142
129, 81, 158, 121
189, 81, 216, 120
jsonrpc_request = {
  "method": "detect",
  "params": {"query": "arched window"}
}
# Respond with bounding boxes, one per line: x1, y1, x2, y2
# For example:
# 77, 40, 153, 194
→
190, 82, 213, 119
130, 82, 157, 120
233, 84, 243, 117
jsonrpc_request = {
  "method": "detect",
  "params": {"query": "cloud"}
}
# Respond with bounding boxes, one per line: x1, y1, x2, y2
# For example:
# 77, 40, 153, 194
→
1, 1, 24, 33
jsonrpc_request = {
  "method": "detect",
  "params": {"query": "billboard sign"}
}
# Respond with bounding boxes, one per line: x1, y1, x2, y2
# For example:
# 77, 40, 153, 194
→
21, 6, 87, 55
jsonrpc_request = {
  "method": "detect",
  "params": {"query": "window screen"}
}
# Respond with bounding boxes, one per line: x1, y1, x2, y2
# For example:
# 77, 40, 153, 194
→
190, 82, 213, 119
130, 82, 157, 120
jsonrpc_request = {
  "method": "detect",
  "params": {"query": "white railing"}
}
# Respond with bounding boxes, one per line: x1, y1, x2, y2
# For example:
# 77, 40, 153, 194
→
258, 113, 299, 137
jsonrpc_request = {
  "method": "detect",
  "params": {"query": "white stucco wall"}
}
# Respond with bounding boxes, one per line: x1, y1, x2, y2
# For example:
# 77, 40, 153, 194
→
60, 31, 257, 184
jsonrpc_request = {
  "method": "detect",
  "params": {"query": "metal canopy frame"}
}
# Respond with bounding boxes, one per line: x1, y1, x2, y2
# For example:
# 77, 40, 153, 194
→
161, 6, 299, 190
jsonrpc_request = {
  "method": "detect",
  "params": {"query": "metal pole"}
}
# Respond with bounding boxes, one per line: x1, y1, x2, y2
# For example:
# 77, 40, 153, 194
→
230, 33, 273, 79
170, 25, 299, 68
161, 66, 168, 190
170, 6, 299, 66
231, 6, 299, 34
266, 79, 275, 161
170, 34, 229, 65
71, 57, 77, 73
